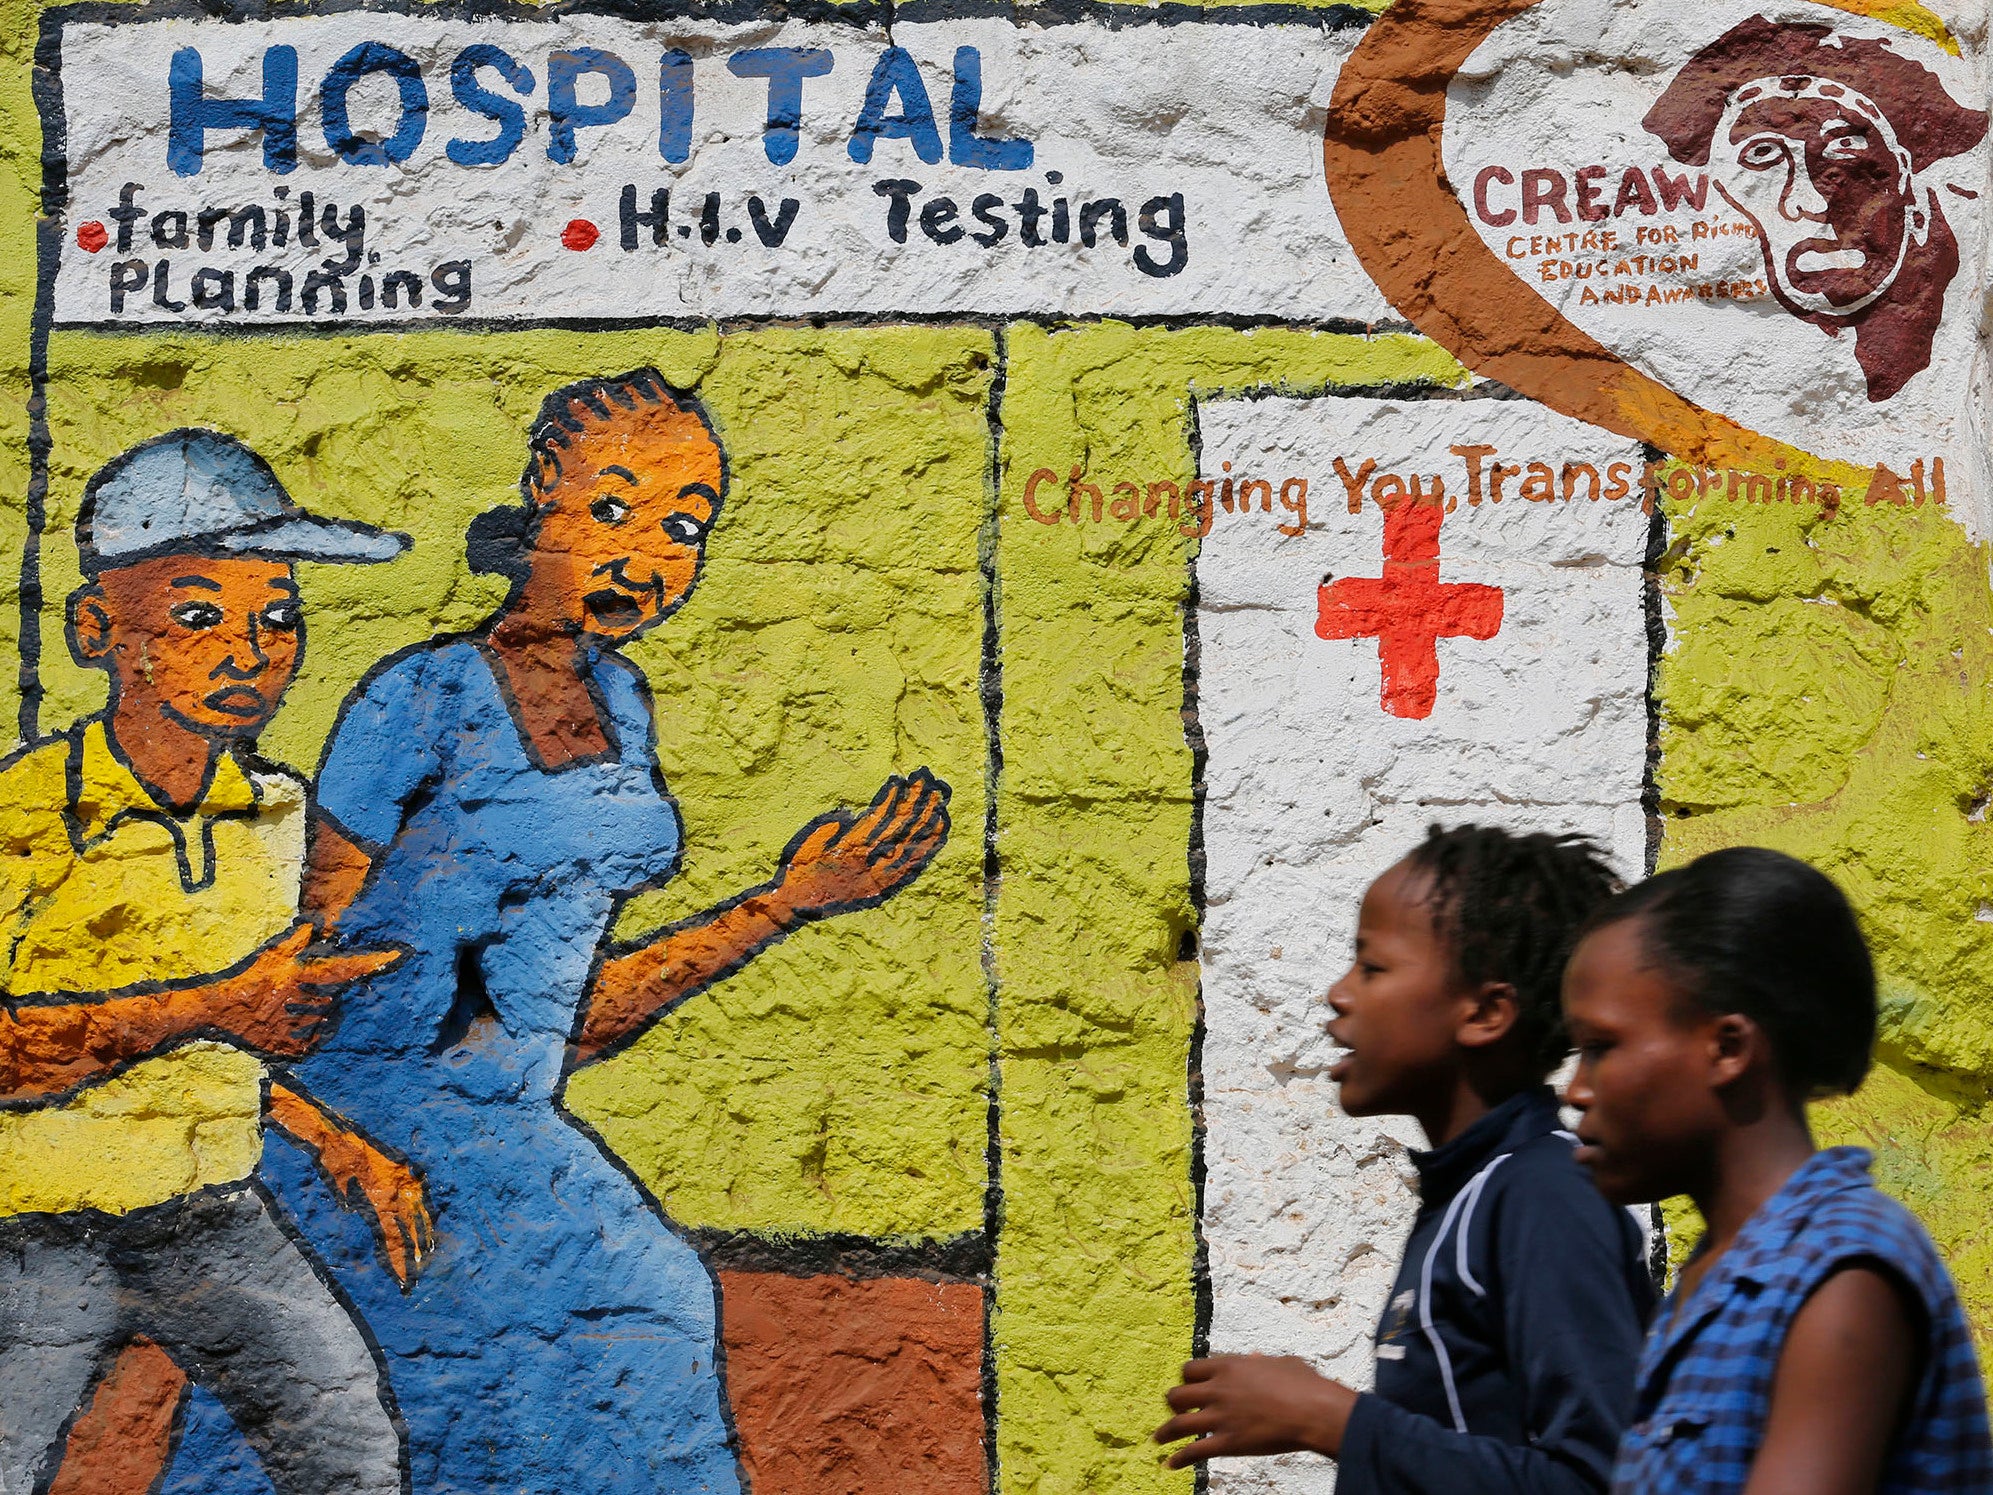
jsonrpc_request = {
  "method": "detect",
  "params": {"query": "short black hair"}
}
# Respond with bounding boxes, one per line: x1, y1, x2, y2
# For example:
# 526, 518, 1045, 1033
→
1404, 824, 1622, 1077
1581, 847, 1876, 1099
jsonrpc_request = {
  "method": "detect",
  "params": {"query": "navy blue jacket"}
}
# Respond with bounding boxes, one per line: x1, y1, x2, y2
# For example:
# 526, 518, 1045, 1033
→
1337, 1088, 1656, 1495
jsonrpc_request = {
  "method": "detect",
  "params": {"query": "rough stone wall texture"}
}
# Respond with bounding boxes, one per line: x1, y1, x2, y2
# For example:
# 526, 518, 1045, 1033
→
1195, 391, 1653, 1494
0, 0, 1987, 1492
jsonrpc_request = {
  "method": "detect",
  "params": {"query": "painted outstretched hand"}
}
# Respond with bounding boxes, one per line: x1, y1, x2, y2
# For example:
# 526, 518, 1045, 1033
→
773, 769, 952, 922
333, 1137, 436, 1287
574, 770, 953, 1064
268, 1081, 435, 1288
197, 922, 403, 1059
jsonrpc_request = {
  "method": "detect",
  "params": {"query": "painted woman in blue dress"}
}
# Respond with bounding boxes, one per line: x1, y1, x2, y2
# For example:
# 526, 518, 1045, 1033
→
167, 369, 951, 1494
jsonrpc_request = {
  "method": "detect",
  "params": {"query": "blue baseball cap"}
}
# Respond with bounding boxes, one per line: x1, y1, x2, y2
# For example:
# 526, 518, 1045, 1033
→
79, 429, 409, 575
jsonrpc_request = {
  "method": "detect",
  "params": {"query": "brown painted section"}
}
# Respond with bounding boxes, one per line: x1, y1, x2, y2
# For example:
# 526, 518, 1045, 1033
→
719, 1271, 987, 1494
51, 1339, 184, 1495
1322, 0, 1871, 493
1644, 17, 1983, 402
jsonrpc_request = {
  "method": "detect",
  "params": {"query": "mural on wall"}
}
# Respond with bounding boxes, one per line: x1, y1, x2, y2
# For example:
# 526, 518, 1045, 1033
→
0, 429, 412, 1495
0, 0, 1987, 1493
90, 375, 948, 1494
1645, 17, 1985, 401
1194, 391, 1653, 1492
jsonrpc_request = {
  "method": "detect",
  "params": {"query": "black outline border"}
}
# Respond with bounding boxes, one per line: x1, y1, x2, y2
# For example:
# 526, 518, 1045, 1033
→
38, 0, 1375, 43
976, 322, 1006, 1491
1181, 393, 1212, 1495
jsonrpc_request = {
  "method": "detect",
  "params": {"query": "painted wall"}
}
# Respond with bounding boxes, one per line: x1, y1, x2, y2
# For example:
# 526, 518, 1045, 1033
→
0, 0, 1987, 1491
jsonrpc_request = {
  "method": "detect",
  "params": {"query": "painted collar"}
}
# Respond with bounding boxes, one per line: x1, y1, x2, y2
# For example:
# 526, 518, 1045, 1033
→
67, 716, 259, 848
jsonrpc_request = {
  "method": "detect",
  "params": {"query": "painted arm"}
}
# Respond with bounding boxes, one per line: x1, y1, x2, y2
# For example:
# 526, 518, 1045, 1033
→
289, 826, 438, 1283
1740, 1266, 1921, 1495
305, 815, 377, 928
0, 926, 396, 1104
266, 1078, 434, 1286
574, 769, 951, 1065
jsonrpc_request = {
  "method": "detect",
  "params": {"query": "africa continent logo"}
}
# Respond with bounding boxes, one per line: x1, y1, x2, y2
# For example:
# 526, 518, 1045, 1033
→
1644, 16, 1986, 403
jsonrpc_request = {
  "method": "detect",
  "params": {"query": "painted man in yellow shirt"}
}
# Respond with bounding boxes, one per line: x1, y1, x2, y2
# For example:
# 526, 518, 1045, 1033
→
0, 430, 426, 1495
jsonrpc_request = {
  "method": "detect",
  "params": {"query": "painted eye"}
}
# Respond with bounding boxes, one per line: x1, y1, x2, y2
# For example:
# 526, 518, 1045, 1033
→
261, 601, 302, 631
661, 515, 706, 544
590, 496, 632, 526
170, 601, 224, 630
1737, 137, 1788, 169
1822, 132, 1870, 160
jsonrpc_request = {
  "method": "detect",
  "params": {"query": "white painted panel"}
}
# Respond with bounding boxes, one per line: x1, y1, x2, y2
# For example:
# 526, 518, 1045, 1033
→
51, 14, 1387, 324
1443, 0, 1989, 531
1193, 392, 1649, 1492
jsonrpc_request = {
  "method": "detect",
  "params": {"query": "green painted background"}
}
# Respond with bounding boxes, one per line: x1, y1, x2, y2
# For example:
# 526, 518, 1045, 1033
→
36, 326, 997, 1243
1655, 476, 1993, 1334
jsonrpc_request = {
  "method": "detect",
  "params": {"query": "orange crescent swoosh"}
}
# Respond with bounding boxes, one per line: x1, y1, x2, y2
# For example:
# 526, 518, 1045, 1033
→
1323, 0, 1871, 492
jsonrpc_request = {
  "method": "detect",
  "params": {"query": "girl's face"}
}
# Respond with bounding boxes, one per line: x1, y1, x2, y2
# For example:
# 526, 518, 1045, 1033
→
521, 412, 723, 642
1561, 917, 1729, 1206
1325, 860, 1468, 1118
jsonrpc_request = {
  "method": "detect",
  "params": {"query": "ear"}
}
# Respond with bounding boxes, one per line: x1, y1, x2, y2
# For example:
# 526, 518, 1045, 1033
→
1707, 1012, 1763, 1088
1455, 980, 1521, 1051
68, 586, 114, 663
1906, 184, 1931, 247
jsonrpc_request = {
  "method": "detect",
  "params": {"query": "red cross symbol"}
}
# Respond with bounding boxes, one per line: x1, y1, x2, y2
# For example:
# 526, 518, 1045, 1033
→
1316, 499, 1503, 720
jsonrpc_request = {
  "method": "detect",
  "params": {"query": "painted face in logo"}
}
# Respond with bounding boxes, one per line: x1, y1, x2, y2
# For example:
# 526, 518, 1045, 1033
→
1712, 80, 1919, 318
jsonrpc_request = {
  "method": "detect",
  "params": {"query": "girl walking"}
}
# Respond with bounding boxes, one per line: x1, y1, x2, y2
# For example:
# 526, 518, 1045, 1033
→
1562, 847, 1992, 1495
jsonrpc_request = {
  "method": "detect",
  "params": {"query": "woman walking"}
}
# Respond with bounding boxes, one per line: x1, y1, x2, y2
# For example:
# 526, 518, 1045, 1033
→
1562, 849, 1991, 1495
173, 369, 950, 1493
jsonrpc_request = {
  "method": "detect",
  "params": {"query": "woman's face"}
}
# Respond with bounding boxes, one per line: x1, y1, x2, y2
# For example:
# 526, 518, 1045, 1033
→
522, 412, 723, 642
1561, 918, 1728, 1206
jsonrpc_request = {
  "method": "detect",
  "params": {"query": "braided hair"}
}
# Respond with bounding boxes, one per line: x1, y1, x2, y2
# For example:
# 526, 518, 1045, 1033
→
466, 368, 721, 582
1404, 824, 1622, 1077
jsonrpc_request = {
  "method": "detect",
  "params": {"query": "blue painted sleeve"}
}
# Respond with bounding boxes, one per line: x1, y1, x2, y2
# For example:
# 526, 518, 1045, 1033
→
316, 648, 445, 852
1337, 1154, 1650, 1495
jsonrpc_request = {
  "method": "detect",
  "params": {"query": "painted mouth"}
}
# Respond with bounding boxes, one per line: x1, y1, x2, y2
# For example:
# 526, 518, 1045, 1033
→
202, 686, 269, 719
1791, 244, 1869, 274
584, 589, 649, 630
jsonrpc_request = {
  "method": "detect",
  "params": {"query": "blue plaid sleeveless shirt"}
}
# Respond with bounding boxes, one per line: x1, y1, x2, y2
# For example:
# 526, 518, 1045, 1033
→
1613, 1148, 1991, 1494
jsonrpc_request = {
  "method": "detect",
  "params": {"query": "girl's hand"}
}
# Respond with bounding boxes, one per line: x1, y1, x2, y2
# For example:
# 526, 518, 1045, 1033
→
1154, 1355, 1359, 1467
772, 770, 951, 922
